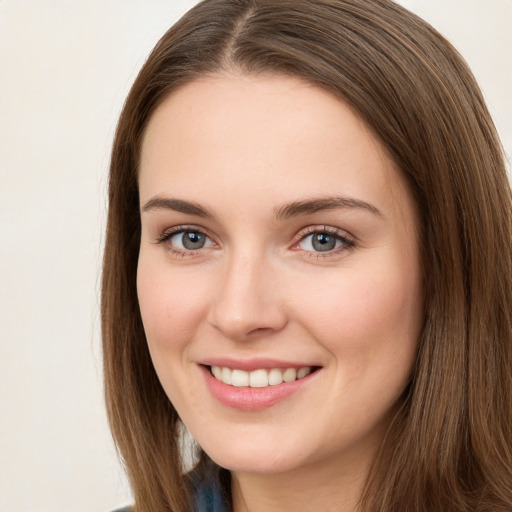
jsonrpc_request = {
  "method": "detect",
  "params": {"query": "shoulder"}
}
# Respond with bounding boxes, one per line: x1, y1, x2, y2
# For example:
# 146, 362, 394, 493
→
110, 507, 132, 512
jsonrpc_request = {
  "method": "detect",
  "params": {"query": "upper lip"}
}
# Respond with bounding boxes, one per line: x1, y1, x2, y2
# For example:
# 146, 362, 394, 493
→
198, 357, 321, 372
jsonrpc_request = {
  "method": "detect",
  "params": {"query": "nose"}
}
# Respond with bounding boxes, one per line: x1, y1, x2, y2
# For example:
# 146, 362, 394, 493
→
207, 251, 288, 341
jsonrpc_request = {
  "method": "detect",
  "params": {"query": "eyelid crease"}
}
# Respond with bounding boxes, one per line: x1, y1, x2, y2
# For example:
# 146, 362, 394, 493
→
294, 225, 356, 244
153, 225, 212, 245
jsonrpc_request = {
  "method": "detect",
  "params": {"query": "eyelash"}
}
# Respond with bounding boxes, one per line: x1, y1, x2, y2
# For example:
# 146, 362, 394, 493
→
293, 225, 355, 258
154, 225, 213, 257
154, 225, 355, 258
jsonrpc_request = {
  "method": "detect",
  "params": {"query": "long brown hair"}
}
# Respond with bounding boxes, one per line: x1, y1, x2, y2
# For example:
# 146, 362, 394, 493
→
102, 1, 512, 510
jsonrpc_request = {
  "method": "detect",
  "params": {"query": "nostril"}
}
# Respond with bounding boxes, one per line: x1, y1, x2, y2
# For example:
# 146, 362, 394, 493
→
248, 327, 271, 335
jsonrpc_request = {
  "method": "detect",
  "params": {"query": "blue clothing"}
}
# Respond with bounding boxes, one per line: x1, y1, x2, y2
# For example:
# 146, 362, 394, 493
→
111, 473, 229, 512
191, 469, 230, 512
194, 483, 229, 511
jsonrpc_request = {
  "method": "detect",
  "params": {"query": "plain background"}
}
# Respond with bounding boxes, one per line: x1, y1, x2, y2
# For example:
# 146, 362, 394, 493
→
0, 1, 510, 511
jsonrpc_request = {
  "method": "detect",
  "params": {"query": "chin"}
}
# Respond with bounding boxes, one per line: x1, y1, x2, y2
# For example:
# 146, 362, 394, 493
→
194, 429, 308, 475
208, 449, 303, 475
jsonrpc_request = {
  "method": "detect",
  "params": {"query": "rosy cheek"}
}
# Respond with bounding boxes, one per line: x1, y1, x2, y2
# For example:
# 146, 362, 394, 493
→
137, 267, 171, 345
295, 264, 420, 354
137, 264, 207, 350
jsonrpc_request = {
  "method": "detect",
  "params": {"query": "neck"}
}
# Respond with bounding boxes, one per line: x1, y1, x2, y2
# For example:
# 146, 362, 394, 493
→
231, 449, 373, 512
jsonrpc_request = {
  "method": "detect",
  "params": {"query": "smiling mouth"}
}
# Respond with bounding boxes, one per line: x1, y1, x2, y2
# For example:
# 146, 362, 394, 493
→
209, 365, 318, 388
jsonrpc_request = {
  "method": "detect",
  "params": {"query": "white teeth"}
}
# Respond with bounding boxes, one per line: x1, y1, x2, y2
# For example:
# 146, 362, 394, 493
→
297, 367, 311, 379
231, 369, 249, 387
268, 368, 283, 385
210, 365, 313, 388
249, 369, 269, 388
211, 366, 222, 379
282, 368, 297, 382
221, 367, 232, 385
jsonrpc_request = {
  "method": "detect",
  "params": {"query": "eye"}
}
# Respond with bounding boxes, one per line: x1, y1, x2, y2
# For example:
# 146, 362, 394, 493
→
296, 227, 355, 255
170, 230, 212, 250
155, 227, 215, 254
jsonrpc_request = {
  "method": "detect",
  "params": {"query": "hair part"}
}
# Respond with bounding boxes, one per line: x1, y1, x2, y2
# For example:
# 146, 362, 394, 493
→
102, 1, 512, 510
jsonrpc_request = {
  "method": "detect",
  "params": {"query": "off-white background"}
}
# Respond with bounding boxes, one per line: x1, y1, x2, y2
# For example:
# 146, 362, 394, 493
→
0, 1, 510, 512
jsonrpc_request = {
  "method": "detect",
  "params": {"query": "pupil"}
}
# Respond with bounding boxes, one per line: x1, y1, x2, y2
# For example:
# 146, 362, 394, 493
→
312, 233, 336, 252
183, 232, 205, 249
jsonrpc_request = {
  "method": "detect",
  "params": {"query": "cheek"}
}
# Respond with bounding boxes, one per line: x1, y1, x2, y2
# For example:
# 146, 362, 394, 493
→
136, 258, 213, 410
290, 259, 422, 370
136, 259, 211, 351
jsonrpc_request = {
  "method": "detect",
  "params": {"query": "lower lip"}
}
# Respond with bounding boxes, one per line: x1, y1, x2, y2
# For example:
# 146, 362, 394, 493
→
200, 366, 319, 411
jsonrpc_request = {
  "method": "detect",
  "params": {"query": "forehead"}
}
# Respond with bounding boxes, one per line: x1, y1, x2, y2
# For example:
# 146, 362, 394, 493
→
141, 73, 379, 163
139, 73, 413, 222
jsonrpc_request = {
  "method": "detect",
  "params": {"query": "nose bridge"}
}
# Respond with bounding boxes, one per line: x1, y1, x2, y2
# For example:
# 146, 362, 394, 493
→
208, 246, 286, 339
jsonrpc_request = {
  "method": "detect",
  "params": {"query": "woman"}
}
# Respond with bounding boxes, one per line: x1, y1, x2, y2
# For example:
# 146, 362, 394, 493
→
102, 1, 512, 511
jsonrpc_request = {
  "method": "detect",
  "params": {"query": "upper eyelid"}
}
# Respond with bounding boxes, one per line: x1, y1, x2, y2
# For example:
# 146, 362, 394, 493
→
297, 225, 343, 235
153, 224, 355, 248
293, 225, 356, 252
154, 225, 213, 244
294, 225, 355, 242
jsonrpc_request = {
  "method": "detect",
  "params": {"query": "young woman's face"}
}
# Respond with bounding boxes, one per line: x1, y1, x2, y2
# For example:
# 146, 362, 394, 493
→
137, 74, 423, 478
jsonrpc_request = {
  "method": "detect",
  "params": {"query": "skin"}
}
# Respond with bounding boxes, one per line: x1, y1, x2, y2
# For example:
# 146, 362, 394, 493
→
137, 72, 423, 512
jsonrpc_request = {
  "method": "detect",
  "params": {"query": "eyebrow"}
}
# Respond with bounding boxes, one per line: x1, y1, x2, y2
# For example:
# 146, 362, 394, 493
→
273, 196, 383, 220
141, 195, 383, 219
141, 197, 214, 217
